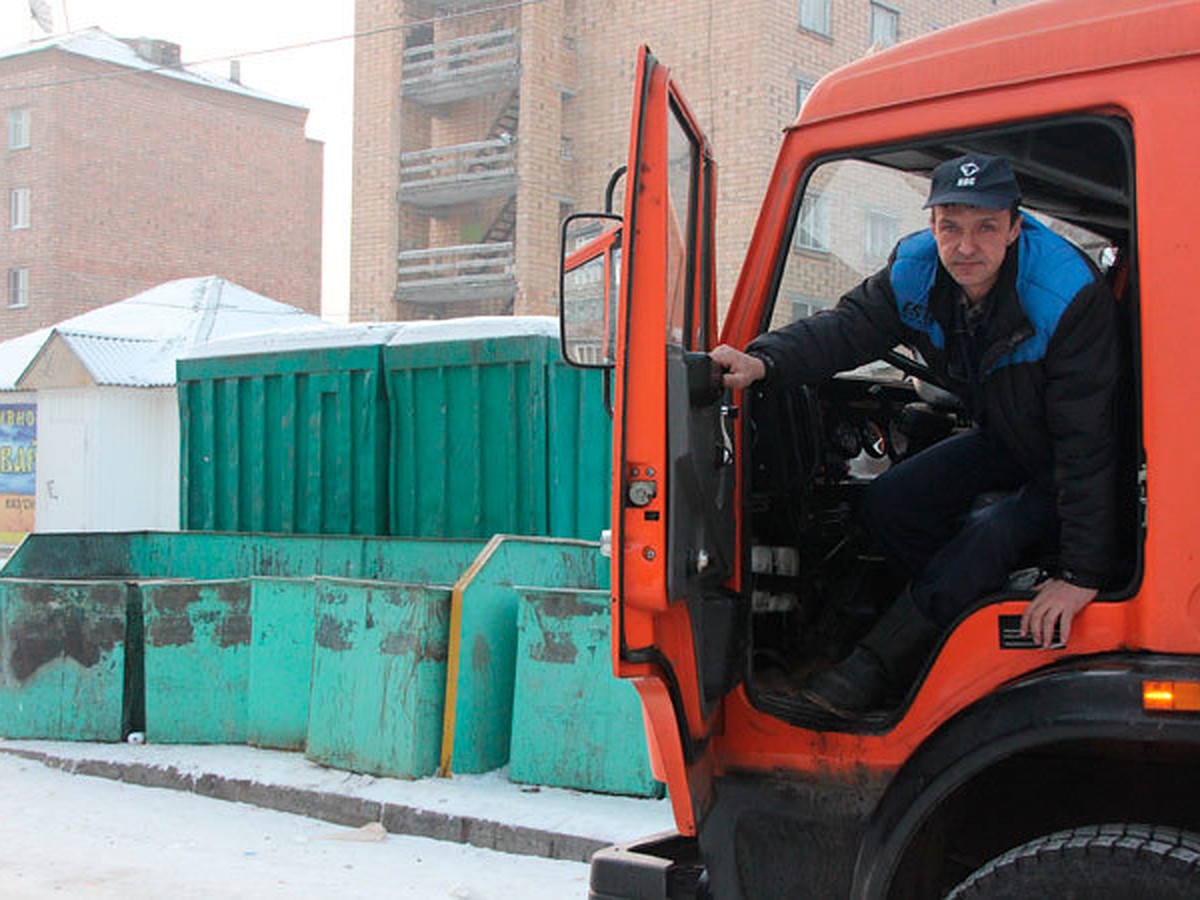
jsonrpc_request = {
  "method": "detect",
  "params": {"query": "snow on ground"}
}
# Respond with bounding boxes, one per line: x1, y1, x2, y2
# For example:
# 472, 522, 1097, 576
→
0, 752, 591, 899
0, 740, 675, 844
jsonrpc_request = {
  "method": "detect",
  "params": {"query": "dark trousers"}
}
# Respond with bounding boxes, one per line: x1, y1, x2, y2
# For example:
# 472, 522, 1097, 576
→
859, 429, 1058, 627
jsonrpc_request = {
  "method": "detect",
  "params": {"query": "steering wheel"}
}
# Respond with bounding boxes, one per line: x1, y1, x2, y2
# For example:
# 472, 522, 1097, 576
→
882, 348, 943, 386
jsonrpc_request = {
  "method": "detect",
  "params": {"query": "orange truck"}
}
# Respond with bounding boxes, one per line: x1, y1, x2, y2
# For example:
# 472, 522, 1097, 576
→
558, 1, 1200, 897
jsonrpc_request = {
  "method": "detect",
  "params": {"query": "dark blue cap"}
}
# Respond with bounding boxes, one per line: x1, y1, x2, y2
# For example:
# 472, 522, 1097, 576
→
924, 154, 1021, 210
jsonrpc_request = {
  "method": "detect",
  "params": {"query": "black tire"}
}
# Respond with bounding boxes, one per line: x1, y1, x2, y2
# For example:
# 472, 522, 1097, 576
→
944, 823, 1200, 900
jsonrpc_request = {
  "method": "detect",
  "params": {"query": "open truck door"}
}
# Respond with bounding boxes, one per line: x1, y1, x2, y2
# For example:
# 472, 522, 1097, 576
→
560, 46, 738, 832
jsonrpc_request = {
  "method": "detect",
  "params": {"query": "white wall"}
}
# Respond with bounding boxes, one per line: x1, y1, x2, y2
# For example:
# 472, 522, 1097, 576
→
36, 386, 179, 532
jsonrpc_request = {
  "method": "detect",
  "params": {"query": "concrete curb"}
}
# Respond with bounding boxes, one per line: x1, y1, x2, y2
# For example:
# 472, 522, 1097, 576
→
0, 747, 609, 864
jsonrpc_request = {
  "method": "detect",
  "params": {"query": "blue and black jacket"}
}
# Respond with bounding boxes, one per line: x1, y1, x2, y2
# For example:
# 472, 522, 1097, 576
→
747, 214, 1119, 589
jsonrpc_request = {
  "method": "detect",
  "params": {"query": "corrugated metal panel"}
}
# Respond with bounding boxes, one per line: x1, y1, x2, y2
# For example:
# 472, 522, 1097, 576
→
546, 359, 611, 540
176, 320, 611, 541
177, 344, 390, 535
385, 334, 550, 538
57, 332, 166, 386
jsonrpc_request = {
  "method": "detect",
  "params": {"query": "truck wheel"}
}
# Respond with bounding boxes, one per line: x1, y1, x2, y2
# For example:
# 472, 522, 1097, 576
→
944, 823, 1200, 900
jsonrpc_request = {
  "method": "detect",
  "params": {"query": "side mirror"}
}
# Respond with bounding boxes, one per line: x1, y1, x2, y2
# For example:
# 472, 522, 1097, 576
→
560, 212, 623, 369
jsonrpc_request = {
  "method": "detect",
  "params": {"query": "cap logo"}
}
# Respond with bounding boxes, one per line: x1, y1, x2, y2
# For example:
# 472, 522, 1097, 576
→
956, 160, 980, 188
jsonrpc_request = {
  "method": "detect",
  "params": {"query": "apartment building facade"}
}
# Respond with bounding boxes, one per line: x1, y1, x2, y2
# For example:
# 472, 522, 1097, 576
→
351, 0, 1022, 324
0, 28, 323, 342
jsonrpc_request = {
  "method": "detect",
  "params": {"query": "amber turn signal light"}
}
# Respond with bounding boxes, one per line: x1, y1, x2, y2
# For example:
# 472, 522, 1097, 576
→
1143, 680, 1200, 712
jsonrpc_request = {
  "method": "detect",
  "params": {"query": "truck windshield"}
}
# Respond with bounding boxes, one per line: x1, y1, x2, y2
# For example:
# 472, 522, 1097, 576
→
767, 156, 1115, 361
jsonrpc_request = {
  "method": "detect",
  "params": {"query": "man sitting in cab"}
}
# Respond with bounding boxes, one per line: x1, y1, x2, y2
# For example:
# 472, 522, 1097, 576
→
713, 154, 1119, 719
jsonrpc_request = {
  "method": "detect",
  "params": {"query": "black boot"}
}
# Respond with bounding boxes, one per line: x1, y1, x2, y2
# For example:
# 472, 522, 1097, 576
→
801, 589, 941, 719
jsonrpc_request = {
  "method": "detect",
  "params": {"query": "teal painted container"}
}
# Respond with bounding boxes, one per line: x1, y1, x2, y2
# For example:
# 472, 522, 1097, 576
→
0, 579, 134, 740
142, 577, 308, 747
177, 327, 397, 535
509, 587, 663, 798
246, 578, 316, 750
306, 578, 452, 778
443, 536, 610, 775
2, 532, 485, 584
142, 580, 251, 743
1, 533, 487, 746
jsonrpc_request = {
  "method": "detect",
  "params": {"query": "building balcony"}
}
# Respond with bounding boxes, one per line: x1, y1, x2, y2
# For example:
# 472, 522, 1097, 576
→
399, 138, 518, 208
395, 242, 515, 304
403, 28, 520, 107
421, 0, 504, 12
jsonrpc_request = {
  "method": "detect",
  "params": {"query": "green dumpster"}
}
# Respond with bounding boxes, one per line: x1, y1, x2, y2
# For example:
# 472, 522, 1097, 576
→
0, 579, 135, 740
439, 535, 610, 775
384, 317, 611, 541
2, 532, 485, 746
509, 587, 663, 798
142, 579, 250, 743
305, 578, 452, 779
177, 324, 400, 535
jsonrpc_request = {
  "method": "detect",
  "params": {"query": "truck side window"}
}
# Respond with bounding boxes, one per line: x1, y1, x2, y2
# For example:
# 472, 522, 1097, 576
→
665, 105, 698, 348
770, 158, 931, 333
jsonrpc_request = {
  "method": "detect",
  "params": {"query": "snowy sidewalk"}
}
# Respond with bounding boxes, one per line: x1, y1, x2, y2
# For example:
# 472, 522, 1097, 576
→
0, 740, 674, 864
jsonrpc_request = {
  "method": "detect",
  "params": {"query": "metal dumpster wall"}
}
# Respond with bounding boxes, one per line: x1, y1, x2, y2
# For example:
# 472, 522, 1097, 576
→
178, 345, 390, 535
386, 335, 550, 539
546, 359, 611, 541
2, 532, 485, 583
385, 335, 612, 541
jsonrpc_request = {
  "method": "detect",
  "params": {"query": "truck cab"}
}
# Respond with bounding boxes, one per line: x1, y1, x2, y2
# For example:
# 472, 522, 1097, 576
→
560, 1, 1200, 897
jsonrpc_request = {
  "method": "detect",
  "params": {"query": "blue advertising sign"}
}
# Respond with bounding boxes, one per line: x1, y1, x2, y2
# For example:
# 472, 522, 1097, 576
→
0, 403, 36, 495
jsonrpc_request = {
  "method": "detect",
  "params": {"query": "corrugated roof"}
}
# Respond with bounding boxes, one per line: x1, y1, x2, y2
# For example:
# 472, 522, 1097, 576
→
0, 27, 303, 108
4, 276, 326, 388
0, 327, 51, 391
54, 332, 166, 387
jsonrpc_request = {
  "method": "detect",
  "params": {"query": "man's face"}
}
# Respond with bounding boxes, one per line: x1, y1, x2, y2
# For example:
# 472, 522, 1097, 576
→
930, 204, 1021, 302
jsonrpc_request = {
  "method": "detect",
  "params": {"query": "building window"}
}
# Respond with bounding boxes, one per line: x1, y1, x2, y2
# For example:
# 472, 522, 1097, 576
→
870, 2, 901, 47
8, 108, 30, 149
8, 268, 29, 308
865, 209, 900, 268
796, 79, 815, 115
790, 295, 827, 322
10, 188, 30, 230
799, 0, 830, 35
796, 191, 831, 252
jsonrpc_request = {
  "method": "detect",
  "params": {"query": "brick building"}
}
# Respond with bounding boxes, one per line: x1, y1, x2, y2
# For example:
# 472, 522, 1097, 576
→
351, 0, 1027, 324
0, 28, 323, 341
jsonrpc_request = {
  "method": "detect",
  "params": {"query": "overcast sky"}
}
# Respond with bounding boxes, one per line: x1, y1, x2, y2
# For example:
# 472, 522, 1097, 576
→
2, 0, 355, 321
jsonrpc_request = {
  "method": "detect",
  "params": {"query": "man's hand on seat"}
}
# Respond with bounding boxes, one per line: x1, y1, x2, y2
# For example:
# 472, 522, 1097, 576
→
711, 345, 766, 390
1021, 578, 1097, 648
